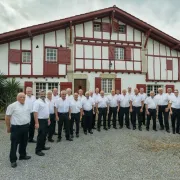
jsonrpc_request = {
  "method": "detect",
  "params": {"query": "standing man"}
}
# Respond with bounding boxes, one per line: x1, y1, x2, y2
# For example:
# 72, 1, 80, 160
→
169, 89, 180, 134
70, 93, 83, 138
46, 90, 55, 142
82, 91, 95, 134
155, 88, 170, 133
139, 88, 147, 125
55, 90, 73, 142
130, 88, 144, 131
33, 90, 50, 156
25, 87, 36, 143
66, 88, 73, 101
144, 91, 157, 131
127, 87, 134, 125
96, 90, 109, 131
118, 89, 131, 129
107, 90, 119, 129
167, 88, 174, 100
5, 93, 31, 168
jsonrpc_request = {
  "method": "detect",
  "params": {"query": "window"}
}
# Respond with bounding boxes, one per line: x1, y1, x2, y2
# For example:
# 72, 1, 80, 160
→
48, 83, 58, 91
22, 52, 31, 63
101, 79, 113, 94
119, 25, 126, 33
147, 85, 162, 96
46, 48, 57, 62
115, 47, 124, 60
94, 23, 101, 31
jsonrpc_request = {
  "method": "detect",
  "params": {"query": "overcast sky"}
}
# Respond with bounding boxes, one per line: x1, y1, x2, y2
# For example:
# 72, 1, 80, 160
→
0, 0, 180, 39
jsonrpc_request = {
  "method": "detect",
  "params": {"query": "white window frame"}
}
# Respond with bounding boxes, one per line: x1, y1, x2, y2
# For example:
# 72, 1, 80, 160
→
147, 85, 163, 96
101, 79, 113, 94
46, 48, 57, 62
119, 25, 126, 33
22, 51, 31, 63
115, 47, 124, 60
94, 23, 101, 31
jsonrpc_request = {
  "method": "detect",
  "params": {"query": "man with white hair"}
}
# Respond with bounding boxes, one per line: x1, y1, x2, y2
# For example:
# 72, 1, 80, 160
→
127, 87, 134, 125
139, 88, 147, 125
5, 93, 31, 168
25, 87, 36, 143
66, 88, 73, 101
155, 88, 170, 133
167, 88, 174, 100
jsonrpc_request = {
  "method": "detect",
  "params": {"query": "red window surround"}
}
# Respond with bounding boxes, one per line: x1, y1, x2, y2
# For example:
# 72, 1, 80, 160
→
93, 22, 111, 32
166, 60, 172, 70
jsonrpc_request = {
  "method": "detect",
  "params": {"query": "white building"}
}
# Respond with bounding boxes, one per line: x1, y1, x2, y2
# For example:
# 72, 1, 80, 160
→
0, 5, 179, 96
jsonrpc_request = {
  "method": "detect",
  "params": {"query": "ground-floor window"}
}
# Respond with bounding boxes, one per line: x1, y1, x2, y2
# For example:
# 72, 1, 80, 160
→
147, 85, 162, 96
101, 79, 113, 94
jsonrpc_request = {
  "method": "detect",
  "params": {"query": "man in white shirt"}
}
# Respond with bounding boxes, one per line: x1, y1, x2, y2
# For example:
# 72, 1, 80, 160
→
127, 87, 134, 125
55, 90, 72, 142
118, 89, 131, 129
139, 88, 147, 125
46, 90, 55, 142
5, 93, 31, 168
33, 90, 51, 156
25, 87, 36, 143
167, 88, 174, 101
144, 91, 157, 131
82, 91, 95, 134
107, 89, 119, 129
155, 88, 170, 133
70, 93, 83, 138
96, 90, 109, 131
169, 89, 180, 134
66, 88, 73, 101
130, 88, 144, 131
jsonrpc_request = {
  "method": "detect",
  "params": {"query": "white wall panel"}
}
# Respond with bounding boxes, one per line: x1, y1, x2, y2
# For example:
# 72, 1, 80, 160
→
21, 64, 31, 75
56, 29, 66, 47
160, 44, 166, 56
84, 21, 93, 38
126, 61, 133, 70
103, 32, 110, 39
119, 34, 126, 41
59, 64, 66, 75
102, 17, 110, 23
171, 50, 178, 57
10, 40, 20, 50
45, 32, 56, 46
85, 45, 92, 58
134, 62, 141, 71
76, 44, 83, 58
134, 30, 141, 42
154, 41, 159, 55
134, 49, 141, 61
94, 60, 101, 69
154, 57, 160, 80
147, 38, 153, 54
85, 60, 93, 69
127, 26, 133, 41
161, 58, 166, 80
9, 64, 20, 75
75, 24, 83, 37
178, 52, 180, 57
115, 61, 125, 70
76, 60, 83, 69
111, 33, 117, 40
102, 60, 110, 69
22, 38, 31, 50
173, 58, 178, 80
94, 31, 101, 39
94, 46, 101, 59
33, 35, 44, 75
119, 21, 125, 25
0, 43, 8, 74
102, 46, 108, 59
147, 56, 154, 79
166, 47, 170, 56
167, 70, 172, 80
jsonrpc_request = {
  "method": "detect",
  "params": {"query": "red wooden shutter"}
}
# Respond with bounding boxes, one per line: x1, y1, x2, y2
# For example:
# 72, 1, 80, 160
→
113, 21, 119, 32
125, 47, 131, 60
95, 77, 101, 91
9, 49, 21, 63
166, 60, 172, 70
136, 84, 146, 93
60, 82, 72, 92
58, 48, 71, 64
165, 85, 174, 93
115, 78, 121, 92
24, 81, 33, 93
102, 23, 111, 32
109, 46, 115, 60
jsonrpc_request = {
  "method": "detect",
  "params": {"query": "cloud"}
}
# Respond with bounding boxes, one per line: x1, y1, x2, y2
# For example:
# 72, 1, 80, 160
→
0, 0, 180, 40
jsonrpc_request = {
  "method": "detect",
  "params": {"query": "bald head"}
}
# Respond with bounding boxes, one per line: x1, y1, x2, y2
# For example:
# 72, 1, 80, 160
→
95, 88, 99, 94
134, 88, 139, 95
17, 93, 26, 104
53, 88, 58, 96
66, 88, 72, 95
100, 90, 104, 97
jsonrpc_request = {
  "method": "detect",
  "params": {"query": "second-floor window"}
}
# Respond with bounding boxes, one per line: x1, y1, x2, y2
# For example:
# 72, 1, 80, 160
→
22, 52, 31, 63
115, 47, 124, 60
94, 23, 101, 31
46, 48, 57, 62
119, 25, 126, 33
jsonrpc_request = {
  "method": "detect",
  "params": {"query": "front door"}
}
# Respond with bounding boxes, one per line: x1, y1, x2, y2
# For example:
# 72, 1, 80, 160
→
74, 79, 86, 94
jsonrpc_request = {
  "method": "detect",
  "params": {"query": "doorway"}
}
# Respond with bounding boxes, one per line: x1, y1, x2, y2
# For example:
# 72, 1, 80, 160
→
74, 79, 86, 94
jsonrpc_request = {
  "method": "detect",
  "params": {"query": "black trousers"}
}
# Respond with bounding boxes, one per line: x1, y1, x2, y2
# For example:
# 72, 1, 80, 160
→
36, 119, 48, 153
132, 106, 142, 128
146, 109, 156, 130
98, 108, 107, 129
70, 113, 80, 135
171, 108, 180, 133
10, 123, 29, 163
48, 113, 55, 140
84, 110, 93, 132
158, 105, 169, 130
92, 108, 96, 128
142, 106, 146, 125
120, 107, 130, 127
58, 113, 70, 139
28, 113, 35, 141
108, 107, 117, 127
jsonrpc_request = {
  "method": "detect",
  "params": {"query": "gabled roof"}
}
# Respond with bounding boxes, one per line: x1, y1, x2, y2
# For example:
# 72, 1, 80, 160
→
0, 5, 180, 51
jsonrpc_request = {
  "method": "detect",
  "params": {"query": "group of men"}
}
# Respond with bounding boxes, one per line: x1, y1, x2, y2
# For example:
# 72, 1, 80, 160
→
5, 86, 180, 168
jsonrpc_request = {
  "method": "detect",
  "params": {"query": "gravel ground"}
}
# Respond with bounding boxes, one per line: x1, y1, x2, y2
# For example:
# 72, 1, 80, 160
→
0, 120, 180, 180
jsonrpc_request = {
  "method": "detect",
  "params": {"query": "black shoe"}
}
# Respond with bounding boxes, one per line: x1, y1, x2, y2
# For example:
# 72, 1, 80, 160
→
71, 135, 74, 138
133, 127, 136, 130
76, 134, 79, 138
36, 151, 45, 156
54, 132, 58, 135
166, 130, 170, 133
42, 147, 50, 150
139, 127, 142, 131
119, 126, 123, 129
11, 162, 17, 168
153, 129, 157, 131
19, 156, 31, 160
48, 139, 54, 142
146, 128, 149, 131
160, 127, 164, 130
104, 127, 108, 131
84, 131, 87, 135
92, 127, 96, 129
113, 127, 117, 129
126, 126, 130, 129
57, 138, 61, 142
66, 138, 73, 141
108, 126, 111, 129
28, 139, 36, 143
88, 131, 93, 134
